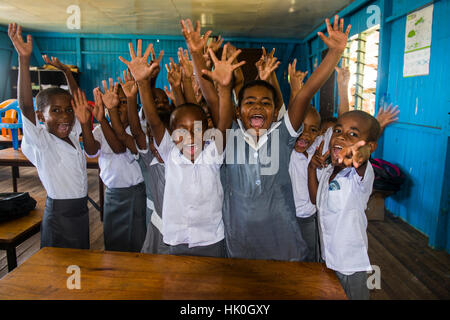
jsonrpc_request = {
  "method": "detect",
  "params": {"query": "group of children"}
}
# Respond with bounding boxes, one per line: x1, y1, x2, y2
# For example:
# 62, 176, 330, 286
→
8, 15, 399, 300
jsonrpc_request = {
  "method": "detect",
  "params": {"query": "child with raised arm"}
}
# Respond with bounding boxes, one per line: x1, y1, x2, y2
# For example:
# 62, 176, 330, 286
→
8, 23, 89, 249
81, 79, 146, 252
118, 65, 171, 255
307, 110, 380, 300
209, 16, 350, 261
120, 40, 244, 257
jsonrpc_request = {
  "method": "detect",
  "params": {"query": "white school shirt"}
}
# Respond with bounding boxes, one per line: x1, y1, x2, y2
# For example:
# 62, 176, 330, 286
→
86, 125, 144, 189
316, 162, 374, 275
155, 130, 225, 248
288, 143, 317, 218
21, 115, 88, 199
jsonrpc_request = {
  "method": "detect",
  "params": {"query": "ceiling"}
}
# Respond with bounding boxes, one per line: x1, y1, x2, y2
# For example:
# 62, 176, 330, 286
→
0, 0, 354, 39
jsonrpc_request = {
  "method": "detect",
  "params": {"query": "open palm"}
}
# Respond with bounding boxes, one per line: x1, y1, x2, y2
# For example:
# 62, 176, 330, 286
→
8, 23, 32, 58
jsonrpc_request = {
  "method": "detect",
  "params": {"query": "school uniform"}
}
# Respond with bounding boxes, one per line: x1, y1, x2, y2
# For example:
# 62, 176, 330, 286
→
136, 139, 170, 254
221, 113, 308, 261
88, 125, 146, 252
21, 115, 89, 249
155, 130, 226, 258
288, 144, 320, 262
316, 161, 374, 300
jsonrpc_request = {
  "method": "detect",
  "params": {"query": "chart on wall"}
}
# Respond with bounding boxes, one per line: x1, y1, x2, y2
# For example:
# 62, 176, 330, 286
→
403, 4, 434, 77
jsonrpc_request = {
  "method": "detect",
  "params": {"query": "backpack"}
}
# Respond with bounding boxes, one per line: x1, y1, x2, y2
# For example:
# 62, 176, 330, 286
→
369, 158, 405, 193
0, 192, 37, 223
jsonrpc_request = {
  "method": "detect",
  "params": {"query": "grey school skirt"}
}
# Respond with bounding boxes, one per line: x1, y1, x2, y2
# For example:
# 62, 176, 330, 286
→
141, 199, 170, 254
103, 182, 147, 252
41, 196, 90, 249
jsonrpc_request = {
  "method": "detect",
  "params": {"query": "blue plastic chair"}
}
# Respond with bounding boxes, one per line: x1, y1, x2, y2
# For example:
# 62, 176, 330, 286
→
0, 100, 22, 150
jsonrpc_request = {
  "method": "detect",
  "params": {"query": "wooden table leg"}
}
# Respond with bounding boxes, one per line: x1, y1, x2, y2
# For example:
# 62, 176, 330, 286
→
6, 246, 17, 272
12, 166, 19, 192
98, 168, 104, 222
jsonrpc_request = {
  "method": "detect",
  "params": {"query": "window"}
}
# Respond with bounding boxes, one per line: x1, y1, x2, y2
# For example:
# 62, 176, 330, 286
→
345, 25, 380, 115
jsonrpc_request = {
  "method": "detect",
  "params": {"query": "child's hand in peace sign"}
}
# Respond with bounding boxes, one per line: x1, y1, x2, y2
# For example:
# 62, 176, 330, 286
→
308, 141, 330, 171
337, 140, 371, 169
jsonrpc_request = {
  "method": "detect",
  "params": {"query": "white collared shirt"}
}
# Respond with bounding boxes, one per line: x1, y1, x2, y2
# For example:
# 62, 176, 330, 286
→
316, 162, 374, 275
87, 125, 144, 189
289, 143, 317, 218
21, 115, 88, 199
155, 130, 225, 247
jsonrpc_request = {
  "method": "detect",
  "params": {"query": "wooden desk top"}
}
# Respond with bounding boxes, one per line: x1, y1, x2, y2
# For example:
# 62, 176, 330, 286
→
0, 148, 98, 168
0, 197, 44, 244
0, 247, 347, 300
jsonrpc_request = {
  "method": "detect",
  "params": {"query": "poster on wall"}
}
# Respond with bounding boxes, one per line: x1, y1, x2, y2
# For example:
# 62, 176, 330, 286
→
403, 4, 433, 77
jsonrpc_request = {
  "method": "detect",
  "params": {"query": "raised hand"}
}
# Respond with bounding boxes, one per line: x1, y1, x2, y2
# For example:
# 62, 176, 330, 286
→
337, 140, 371, 168
256, 47, 280, 81
377, 103, 399, 128
164, 85, 175, 102
181, 19, 212, 54
201, 45, 246, 88
308, 141, 330, 170
317, 15, 351, 52
71, 89, 92, 125
92, 88, 105, 122
150, 46, 164, 79
178, 48, 194, 79
42, 55, 70, 72
100, 78, 120, 110
165, 57, 182, 88
8, 23, 32, 58
208, 35, 223, 53
118, 69, 138, 98
335, 58, 350, 86
288, 58, 308, 95
118, 39, 160, 82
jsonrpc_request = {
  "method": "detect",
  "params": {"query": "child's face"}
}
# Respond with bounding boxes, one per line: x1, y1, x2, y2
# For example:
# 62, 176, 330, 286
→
171, 109, 206, 162
294, 111, 321, 154
329, 114, 376, 165
37, 94, 75, 139
153, 88, 171, 113
118, 89, 129, 126
238, 85, 275, 136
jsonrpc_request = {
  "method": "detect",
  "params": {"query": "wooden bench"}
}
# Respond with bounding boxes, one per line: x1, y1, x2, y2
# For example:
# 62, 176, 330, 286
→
0, 197, 44, 272
0, 247, 347, 299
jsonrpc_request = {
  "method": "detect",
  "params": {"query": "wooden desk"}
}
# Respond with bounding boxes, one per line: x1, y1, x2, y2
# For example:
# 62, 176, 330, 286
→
0, 148, 104, 217
0, 197, 44, 272
0, 247, 347, 300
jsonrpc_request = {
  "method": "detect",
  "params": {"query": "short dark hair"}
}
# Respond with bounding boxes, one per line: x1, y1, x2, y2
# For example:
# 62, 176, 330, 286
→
237, 80, 278, 109
170, 103, 208, 130
35, 87, 71, 112
306, 105, 321, 122
341, 110, 380, 142
321, 116, 338, 125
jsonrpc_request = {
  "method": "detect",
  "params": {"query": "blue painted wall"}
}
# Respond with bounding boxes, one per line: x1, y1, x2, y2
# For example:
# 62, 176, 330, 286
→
303, 0, 450, 252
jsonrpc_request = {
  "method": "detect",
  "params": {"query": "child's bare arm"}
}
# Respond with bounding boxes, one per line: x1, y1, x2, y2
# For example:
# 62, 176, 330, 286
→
9, 23, 35, 124
179, 48, 196, 104
101, 78, 138, 154
118, 69, 147, 150
256, 48, 284, 111
166, 57, 185, 107
201, 45, 245, 151
91, 87, 126, 154
376, 103, 399, 138
119, 40, 165, 145
290, 16, 351, 131
335, 58, 350, 116
307, 141, 330, 204
71, 88, 100, 155
181, 19, 220, 126
42, 55, 79, 94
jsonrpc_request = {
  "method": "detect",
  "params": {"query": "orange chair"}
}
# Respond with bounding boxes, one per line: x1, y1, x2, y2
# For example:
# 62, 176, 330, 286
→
0, 100, 22, 149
